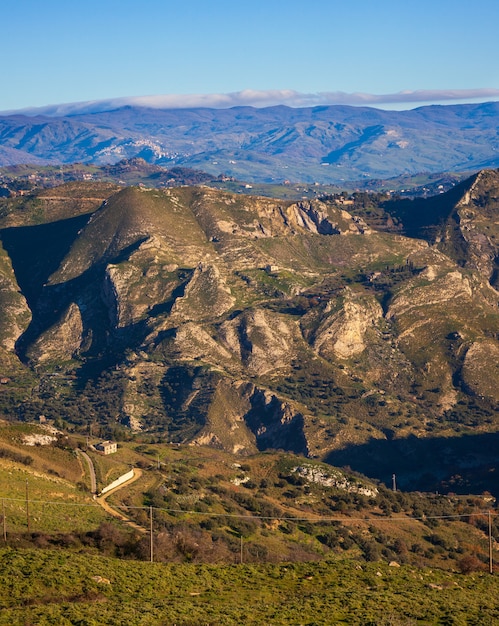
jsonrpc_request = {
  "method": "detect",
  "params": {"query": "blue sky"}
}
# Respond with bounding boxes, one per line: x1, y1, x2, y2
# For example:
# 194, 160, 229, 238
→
2, 0, 499, 112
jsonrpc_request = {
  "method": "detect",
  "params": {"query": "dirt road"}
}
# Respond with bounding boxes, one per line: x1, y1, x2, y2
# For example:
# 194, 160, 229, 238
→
76, 450, 97, 494
96, 468, 147, 534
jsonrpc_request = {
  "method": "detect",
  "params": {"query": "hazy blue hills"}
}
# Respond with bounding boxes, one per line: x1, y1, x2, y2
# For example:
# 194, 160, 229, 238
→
0, 102, 498, 183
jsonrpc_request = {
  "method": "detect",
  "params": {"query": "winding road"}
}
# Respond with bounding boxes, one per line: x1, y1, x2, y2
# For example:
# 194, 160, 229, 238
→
77, 449, 146, 533
96, 468, 146, 533
77, 449, 97, 494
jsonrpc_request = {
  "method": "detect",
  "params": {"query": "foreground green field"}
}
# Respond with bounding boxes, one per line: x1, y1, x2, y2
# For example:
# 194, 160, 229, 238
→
0, 549, 498, 625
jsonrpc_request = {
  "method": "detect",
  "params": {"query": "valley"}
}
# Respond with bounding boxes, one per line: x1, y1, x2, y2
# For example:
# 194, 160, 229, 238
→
1, 166, 499, 622
0, 170, 498, 495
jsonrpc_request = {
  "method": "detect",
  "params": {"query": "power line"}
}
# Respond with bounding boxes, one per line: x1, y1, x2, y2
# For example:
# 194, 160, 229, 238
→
1, 494, 496, 572
0, 495, 496, 524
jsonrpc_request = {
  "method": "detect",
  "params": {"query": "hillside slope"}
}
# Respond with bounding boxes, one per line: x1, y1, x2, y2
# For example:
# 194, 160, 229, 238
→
0, 420, 496, 580
0, 173, 498, 492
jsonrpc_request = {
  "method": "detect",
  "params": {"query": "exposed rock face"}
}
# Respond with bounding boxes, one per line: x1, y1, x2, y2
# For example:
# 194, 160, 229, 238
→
285, 202, 341, 235
243, 386, 308, 455
461, 341, 499, 403
285, 202, 370, 236
387, 268, 473, 329
104, 263, 142, 328
0, 243, 31, 351
189, 380, 258, 455
169, 322, 235, 370
26, 303, 83, 364
103, 238, 185, 328
292, 464, 378, 497
314, 289, 383, 360
219, 309, 296, 376
385, 258, 479, 413
171, 263, 235, 322
190, 191, 369, 241
442, 169, 499, 286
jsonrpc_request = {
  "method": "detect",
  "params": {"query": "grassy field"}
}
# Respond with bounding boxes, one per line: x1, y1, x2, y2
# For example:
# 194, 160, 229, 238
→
0, 424, 498, 623
0, 549, 498, 625
0, 459, 106, 534
1, 425, 497, 571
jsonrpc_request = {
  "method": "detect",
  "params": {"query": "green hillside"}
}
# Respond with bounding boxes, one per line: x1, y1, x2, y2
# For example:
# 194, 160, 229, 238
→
0, 421, 496, 571
2, 549, 499, 625
1, 418, 499, 624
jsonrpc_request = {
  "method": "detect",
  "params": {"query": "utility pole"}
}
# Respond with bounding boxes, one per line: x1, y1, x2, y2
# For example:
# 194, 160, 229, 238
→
150, 506, 154, 563
25, 479, 30, 533
2, 499, 6, 544
392, 474, 397, 492
489, 510, 493, 575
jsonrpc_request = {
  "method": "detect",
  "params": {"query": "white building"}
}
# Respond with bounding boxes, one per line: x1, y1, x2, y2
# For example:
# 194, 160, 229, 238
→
95, 440, 117, 455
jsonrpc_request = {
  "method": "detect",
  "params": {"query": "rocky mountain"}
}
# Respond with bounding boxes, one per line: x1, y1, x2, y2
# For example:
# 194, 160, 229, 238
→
0, 102, 499, 183
0, 170, 499, 494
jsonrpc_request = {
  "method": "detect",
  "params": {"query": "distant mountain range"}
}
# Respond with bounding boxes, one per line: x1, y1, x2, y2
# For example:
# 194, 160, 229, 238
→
0, 102, 498, 183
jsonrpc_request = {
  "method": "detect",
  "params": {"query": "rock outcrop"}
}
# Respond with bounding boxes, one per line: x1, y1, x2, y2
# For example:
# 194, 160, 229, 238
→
171, 263, 235, 322
461, 340, 499, 403
313, 289, 383, 360
0, 242, 31, 351
219, 309, 296, 376
26, 303, 84, 364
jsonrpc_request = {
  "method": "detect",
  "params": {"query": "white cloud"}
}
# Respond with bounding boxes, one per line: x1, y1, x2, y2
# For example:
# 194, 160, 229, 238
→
3, 88, 499, 116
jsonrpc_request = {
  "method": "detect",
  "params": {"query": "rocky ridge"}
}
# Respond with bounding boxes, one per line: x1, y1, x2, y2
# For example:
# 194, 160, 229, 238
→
1, 171, 499, 492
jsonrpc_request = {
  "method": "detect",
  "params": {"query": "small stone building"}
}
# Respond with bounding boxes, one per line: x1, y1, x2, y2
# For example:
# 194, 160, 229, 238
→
95, 440, 117, 455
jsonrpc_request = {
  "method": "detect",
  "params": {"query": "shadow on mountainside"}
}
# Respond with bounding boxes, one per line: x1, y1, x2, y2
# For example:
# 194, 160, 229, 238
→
2, 217, 168, 373
0, 215, 91, 306
382, 177, 472, 243
326, 430, 499, 497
